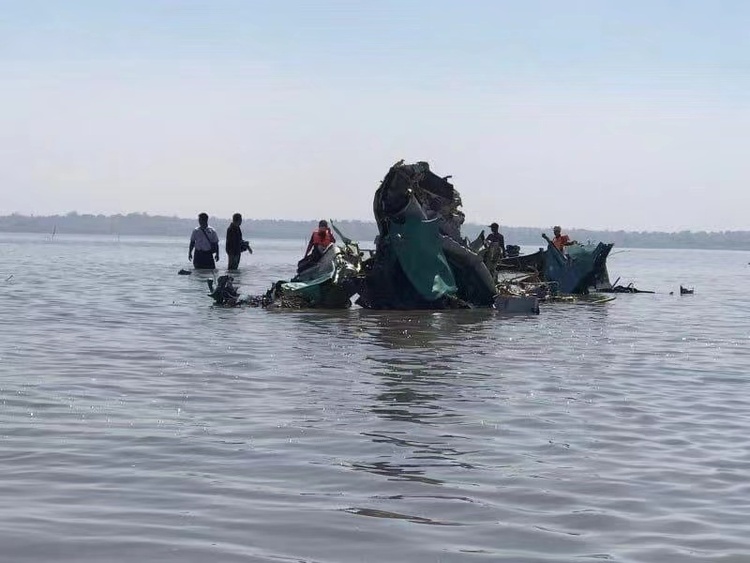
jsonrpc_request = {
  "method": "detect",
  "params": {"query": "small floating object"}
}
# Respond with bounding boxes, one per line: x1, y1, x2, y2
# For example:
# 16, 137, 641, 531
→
4, 274, 12, 282
178, 269, 192, 276
493, 295, 540, 314
587, 295, 616, 304
598, 282, 654, 294
680, 285, 694, 295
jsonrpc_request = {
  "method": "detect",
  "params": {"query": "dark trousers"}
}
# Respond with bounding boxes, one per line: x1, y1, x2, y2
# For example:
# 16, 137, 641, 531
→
227, 253, 241, 271
193, 250, 216, 269
296, 246, 323, 274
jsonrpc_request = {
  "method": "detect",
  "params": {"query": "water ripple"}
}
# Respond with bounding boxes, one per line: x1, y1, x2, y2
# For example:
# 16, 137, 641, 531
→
1, 235, 749, 561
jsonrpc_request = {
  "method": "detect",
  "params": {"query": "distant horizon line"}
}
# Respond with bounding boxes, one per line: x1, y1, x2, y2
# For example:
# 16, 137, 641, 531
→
0, 211, 746, 235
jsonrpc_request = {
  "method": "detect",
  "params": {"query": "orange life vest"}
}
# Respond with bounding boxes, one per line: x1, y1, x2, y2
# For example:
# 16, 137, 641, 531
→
552, 234, 569, 251
311, 228, 334, 247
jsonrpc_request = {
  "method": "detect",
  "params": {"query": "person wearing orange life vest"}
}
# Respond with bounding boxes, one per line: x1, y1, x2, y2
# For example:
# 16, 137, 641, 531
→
304, 219, 336, 258
552, 225, 577, 252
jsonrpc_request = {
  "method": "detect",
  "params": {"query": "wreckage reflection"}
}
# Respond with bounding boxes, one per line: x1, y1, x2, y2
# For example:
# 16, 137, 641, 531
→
357, 310, 491, 423
363, 311, 491, 416
358, 309, 495, 350
355, 310, 496, 485
283, 309, 528, 485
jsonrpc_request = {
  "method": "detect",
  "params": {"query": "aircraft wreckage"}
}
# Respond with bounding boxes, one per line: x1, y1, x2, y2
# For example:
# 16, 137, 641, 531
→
208, 161, 615, 313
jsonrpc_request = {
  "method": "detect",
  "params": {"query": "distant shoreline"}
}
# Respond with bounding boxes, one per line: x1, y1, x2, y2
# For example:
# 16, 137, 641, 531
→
1, 213, 749, 251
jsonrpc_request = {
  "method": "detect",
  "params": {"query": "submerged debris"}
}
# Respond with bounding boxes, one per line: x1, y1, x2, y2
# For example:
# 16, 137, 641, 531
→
207, 276, 242, 306
598, 283, 654, 294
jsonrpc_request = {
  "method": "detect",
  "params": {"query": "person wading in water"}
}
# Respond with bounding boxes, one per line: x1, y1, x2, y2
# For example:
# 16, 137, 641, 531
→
188, 213, 220, 269
225, 213, 252, 271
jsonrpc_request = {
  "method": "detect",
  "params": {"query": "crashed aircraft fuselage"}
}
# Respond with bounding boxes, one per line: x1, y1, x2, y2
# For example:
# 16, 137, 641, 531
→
210, 161, 620, 313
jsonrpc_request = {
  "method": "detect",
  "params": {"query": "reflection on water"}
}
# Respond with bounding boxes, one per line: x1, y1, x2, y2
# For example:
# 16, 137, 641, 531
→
347, 459, 445, 486
360, 309, 497, 349
358, 311, 497, 429
342, 506, 461, 526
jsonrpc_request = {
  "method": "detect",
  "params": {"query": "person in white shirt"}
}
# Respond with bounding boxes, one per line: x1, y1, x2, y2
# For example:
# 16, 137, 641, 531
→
188, 213, 220, 269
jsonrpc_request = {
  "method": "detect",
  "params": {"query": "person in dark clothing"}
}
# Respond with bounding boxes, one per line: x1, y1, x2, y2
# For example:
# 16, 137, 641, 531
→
226, 213, 252, 271
188, 213, 220, 269
482, 222, 506, 278
485, 222, 506, 258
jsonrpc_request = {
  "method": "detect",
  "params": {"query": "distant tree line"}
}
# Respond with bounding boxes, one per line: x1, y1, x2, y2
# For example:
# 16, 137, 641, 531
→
0, 212, 749, 250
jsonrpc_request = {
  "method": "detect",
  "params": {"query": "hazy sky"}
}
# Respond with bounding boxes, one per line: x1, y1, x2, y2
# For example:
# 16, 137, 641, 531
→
2, 0, 748, 231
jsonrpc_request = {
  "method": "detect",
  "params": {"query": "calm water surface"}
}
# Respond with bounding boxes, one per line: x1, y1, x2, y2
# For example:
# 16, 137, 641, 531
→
0, 233, 749, 562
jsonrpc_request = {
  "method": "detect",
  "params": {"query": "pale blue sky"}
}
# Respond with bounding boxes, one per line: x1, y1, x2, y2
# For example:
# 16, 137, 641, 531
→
2, 1, 748, 230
